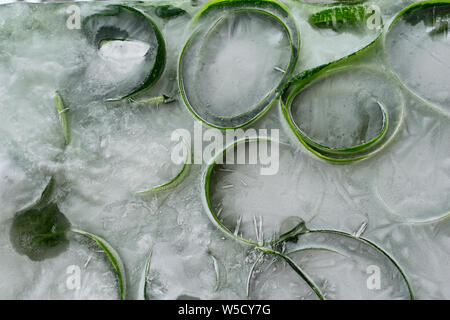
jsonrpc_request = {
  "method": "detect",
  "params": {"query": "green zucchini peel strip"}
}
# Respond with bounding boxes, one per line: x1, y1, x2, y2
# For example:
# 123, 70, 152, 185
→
178, 0, 300, 129
202, 137, 306, 246
72, 229, 127, 300
280, 65, 404, 162
155, 5, 187, 19
255, 246, 325, 300
247, 228, 414, 300
13, 178, 125, 299
136, 137, 191, 195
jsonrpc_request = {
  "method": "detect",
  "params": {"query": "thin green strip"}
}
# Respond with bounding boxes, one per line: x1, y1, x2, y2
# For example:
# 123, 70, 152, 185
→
136, 137, 191, 195
72, 229, 127, 300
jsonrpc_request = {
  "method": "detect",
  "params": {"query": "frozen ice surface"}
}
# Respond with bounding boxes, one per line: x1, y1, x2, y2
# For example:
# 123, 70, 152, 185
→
0, 0, 449, 300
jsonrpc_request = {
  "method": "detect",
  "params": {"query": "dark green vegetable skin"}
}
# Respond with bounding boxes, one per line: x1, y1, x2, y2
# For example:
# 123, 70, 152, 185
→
10, 203, 71, 262
155, 5, 187, 19
399, 2, 450, 38
309, 5, 368, 30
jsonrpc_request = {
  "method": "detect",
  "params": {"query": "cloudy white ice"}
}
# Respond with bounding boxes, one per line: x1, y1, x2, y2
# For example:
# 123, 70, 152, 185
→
0, 0, 449, 299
